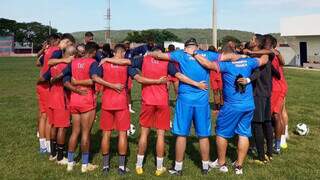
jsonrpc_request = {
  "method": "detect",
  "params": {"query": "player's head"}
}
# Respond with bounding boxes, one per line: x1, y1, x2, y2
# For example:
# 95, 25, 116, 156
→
47, 33, 61, 47
151, 45, 163, 53
114, 44, 126, 58
84, 42, 99, 58
168, 44, 175, 52
64, 46, 76, 58
76, 43, 85, 58
263, 34, 275, 50
147, 37, 155, 47
102, 43, 111, 53
250, 34, 265, 50
228, 41, 236, 51
270, 35, 278, 49
184, 38, 198, 53
84, 31, 94, 44
208, 45, 217, 52
123, 41, 130, 50
59, 33, 75, 50
222, 44, 234, 54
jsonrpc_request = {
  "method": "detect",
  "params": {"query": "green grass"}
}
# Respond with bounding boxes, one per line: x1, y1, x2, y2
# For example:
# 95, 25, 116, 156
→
0, 57, 320, 180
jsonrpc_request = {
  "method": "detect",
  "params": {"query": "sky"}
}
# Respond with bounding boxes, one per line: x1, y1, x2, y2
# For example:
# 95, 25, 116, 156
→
0, 0, 319, 34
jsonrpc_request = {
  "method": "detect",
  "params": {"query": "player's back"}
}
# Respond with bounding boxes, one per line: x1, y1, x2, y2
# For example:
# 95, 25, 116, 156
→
41, 46, 60, 75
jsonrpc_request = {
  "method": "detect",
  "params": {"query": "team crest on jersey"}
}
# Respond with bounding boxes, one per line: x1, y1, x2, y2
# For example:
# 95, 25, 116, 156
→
77, 63, 85, 69
111, 64, 119, 68
151, 59, 159, 64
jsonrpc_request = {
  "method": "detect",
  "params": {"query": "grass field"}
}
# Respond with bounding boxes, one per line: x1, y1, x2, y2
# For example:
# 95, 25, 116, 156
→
0, 57, 320, 180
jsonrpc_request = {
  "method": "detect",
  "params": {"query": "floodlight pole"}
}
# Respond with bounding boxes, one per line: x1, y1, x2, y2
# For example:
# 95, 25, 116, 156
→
105, 0, 111, 43
212, 0, 217, 48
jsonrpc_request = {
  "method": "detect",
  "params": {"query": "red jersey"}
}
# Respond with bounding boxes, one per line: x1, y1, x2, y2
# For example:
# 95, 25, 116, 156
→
210, 70, 222, 88
272, 56, 288, 94
41, 46, 60, 75
69, 58, 96, 108
141, 56, 169, 106
47, 63, 69, 109
101, 63, 128, 110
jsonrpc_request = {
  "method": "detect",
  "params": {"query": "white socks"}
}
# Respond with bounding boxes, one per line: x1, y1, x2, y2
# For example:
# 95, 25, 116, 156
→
156, 157, 164, 170
280, 135, 286, 146
174, 161, 183, 171
202, 160, 209, 170
136, 155, 144, 168
285, 125, 289, 139
46, 140, 51, 153
39, 138, 46, 149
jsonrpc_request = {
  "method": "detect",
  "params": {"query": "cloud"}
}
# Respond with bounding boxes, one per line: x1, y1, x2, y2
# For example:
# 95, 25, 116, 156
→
139, 0, 204, 16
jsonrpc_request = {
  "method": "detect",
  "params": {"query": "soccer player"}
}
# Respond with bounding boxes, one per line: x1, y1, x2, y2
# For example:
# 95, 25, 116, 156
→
208, 46, 223, 111
241, 34, 274, 163
57, 42, 99, 173
193, 44, 269, 175
91, 44, 133, 175
146, 38, 242, 175
127, 46, 208, 176
166, 44, 179, 95
36, 33, 62, 154
84, 31, 94, 44
39, 46, 76, 164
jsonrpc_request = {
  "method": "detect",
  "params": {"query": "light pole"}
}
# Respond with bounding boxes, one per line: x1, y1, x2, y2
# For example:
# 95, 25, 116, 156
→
212, 0, 217, 48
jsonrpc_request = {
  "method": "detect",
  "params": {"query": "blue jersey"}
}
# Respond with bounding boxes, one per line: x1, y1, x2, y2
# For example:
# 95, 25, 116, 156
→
169, 49, 220, 106
218, 58, 259, 110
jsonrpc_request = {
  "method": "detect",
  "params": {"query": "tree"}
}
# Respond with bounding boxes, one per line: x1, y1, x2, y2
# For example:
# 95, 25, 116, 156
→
0, 18, 58, 51
221, 35, 241, 46
124, 30, 180, 45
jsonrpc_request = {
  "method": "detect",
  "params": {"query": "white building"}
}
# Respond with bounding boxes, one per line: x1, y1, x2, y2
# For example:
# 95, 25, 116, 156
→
280, 14, 320, 67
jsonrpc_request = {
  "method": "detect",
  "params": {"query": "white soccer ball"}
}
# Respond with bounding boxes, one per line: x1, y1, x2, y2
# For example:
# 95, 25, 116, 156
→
127, 124, 136, 136
296, 123, 309, 136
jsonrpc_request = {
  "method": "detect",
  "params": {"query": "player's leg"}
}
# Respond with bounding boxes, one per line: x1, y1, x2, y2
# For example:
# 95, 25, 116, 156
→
282, 99, 289, 141
213, 89, 220, 111
173, 80, 179, 95
136, 127, 150, 173
128, 78, 135, 113
169, 101, 193, 175
216, 136, 228, 166
55, 109, 70, 164
45, 116, 53, 154
37, 86, 48, 153
101, 130, 112, 174
80, 109, 96, 172
49, 126, 57, 160
67, 113, 80, 171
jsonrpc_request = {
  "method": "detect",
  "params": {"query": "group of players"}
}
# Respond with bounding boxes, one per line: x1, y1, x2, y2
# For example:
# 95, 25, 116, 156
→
35, 31, 289, 176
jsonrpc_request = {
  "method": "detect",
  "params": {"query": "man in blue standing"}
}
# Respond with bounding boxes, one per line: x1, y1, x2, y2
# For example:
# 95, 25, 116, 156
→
194, 45, 269, 175
147, 38, 242, 175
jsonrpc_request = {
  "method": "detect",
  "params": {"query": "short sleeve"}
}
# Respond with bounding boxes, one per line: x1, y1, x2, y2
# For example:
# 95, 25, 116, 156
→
96, 66, 103, 77
42, 70, 51, 81
95, 50, 105, 63
50, 50, 63, 59
39, 55, 44, 66
169, 50, 183, 63
63, 75, 71, 84
89, 62, 99, 77
131, 56, 143, 70
127, 67, 139, 78
62, 64, 71, 76
248, 58, 260, 70
168, 62, 179, 76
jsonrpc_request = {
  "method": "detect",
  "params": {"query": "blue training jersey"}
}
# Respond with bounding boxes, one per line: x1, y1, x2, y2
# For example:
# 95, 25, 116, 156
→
169, 49, 220, 106
218, 58, 260, 110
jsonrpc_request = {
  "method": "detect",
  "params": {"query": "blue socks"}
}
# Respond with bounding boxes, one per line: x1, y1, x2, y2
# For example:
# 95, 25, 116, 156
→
67, 151, 74, 162
82, 152, 89, 165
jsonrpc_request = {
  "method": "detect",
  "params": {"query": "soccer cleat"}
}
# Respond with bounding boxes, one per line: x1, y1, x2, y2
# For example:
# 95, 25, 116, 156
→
102, 167, 110, 176
118, 167, 130, 175
67, 162, 75, 172
135, 167, 144, 175
168, 169, 182, 176
280, 143, 288, 149
155, 167, 166, 176
209, 159, 228, 173
201, 168, 211, 175
36, 131, 40, 138
232, 162, 243, 175
252, 159, 268, 165
49, 155, 57, 161
265, 154, 273, 162
57, 157, 68, 165
81, 163, 98, 173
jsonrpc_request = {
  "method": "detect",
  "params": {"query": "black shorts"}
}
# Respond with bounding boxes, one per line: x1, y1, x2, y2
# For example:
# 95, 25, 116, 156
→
252, 97, 271, 123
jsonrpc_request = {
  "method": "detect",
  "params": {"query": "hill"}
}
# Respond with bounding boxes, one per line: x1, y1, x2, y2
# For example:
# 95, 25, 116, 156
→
72, 28, 281, 45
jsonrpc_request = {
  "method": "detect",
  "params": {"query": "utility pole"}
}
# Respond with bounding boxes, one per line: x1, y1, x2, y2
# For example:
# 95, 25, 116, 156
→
212, 0, 217, 48
105, 0, 111, 43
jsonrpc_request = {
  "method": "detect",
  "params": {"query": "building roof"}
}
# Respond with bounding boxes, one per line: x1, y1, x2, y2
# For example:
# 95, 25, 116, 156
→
281, 14, 320, 36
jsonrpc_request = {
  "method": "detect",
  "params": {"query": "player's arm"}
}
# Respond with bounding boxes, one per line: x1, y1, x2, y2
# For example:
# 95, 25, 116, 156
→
128, 66, 167, 85
146, 51, 171, 61
71, 78, 94, 86
63, 76, 87, 95
50, 64, 71, 84
175, 73, 208, 90
37, 70, 51, 84
48, 56, 73, 66
238, 55, 269, 85
272, 49, 285, 66
36, 55, 44, 67
92, 75, 124, 93
99, 57, 131, 66
220, 53, 245, 61
194, 54, 219, 71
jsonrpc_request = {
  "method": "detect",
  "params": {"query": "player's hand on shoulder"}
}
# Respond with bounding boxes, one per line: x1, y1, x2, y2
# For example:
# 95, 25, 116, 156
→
64, 56, 74, 64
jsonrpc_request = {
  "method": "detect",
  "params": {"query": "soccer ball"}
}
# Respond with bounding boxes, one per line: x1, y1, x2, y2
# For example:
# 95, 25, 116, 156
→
296, 123, 309, 136
127, 124, 136, 136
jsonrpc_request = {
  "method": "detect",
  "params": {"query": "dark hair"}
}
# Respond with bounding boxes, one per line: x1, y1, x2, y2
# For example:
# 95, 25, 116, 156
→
102, 43, 111, 52
244, 42, 250, 49
85, 42, 99, 54
185, 38, 198, 47
208, 45, 217, 52
168, 44, 175, 52
270, 36, 278, 49
47, 33, 61, 44
114, 44, 126, 52
85, 31, 94, 37
61, 33, 75, 44
254, 34, 265, 49
222, 44, 234, 54
151, 45, 163, 52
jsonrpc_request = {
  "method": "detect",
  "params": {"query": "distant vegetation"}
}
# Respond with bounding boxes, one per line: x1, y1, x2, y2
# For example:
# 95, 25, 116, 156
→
72, 28, 281, 45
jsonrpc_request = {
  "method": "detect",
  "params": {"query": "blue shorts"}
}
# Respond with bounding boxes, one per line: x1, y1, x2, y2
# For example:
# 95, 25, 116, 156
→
172, 100, 211, 137
216, 105, 254, 138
